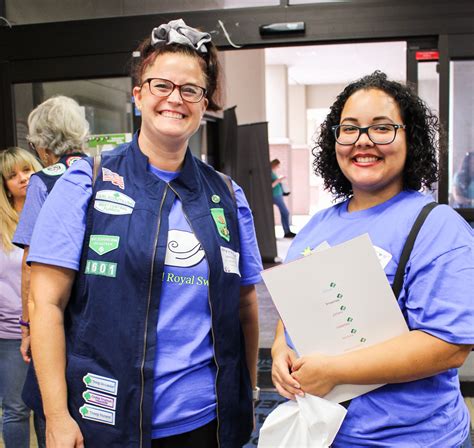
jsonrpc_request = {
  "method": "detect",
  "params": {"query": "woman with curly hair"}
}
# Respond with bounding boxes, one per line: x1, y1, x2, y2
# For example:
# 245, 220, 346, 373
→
271, 71, 473, 447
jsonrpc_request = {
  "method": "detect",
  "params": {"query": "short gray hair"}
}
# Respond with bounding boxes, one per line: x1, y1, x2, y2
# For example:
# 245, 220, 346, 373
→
27, 95, 90, 156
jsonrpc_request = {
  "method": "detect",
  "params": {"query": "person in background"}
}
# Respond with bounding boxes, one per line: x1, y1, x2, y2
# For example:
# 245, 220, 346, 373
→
13, 95, 90, 364
271, 158, 296, 238
271, 71, 473, 447
452, 151, 474, 208
0, 147, 41, 447
23, 19, 261, 448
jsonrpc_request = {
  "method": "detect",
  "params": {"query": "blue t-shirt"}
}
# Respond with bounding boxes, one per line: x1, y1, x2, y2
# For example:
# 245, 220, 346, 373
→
28, 158, 263, 438
285, 190, 474, 448
13, 174, 48, 248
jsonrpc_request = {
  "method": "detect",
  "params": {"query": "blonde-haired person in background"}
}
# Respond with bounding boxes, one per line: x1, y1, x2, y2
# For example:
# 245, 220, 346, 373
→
0, 147, 41, 447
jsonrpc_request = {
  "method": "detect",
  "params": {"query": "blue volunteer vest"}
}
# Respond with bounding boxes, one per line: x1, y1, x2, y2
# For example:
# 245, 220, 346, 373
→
33, 152, 86, 193
24, 134, 252, 448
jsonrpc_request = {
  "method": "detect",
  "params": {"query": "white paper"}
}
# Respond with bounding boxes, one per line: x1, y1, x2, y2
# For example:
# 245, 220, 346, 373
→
261, 234, 409, 403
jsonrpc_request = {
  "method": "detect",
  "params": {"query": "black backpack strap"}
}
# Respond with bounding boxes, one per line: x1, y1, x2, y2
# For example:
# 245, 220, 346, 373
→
216, 170, 237, 207
340, 201, 438, 411
92, 154, 102, 187
391, 202, 439, 299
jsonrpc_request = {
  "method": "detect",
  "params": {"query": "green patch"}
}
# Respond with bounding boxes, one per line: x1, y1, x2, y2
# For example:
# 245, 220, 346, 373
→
85, 260, 117, 278
210, 208, 230, 242
89, 235, 120, 256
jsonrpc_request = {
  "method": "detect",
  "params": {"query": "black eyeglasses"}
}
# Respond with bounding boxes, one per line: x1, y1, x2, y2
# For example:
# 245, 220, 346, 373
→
141, 78, 207, 103
332, 124, 406, 145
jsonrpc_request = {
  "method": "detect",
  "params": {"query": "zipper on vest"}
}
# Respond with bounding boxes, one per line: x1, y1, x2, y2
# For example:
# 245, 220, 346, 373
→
168, 184, 221, 448
140, 185, 169, 448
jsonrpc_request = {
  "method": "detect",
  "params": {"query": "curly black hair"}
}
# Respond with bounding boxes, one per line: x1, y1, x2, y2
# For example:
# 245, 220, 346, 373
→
312, 71, 440, 199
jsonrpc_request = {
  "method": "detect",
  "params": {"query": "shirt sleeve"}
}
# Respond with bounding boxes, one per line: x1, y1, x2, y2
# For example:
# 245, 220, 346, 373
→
12, 175, 48, 249
27, 159, 93, 271
403, 205, 474, 344
232, 180, 263, 286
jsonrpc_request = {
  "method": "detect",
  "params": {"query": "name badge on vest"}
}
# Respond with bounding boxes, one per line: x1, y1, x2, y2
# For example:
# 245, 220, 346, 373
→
210, 208, 230, 242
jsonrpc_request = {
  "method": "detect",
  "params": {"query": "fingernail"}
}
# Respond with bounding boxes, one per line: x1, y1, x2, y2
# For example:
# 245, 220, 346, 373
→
293, 383, 300, 389
298, 391, 305, 397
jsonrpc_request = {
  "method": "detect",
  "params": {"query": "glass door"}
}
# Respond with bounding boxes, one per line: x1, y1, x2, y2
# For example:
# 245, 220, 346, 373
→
439, 34, 474, 223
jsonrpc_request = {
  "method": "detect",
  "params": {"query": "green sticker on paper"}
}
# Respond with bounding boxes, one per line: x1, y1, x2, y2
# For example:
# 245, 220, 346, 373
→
89, 235, 120, 256
85, 260, 117, 278
210, 208, 230, 242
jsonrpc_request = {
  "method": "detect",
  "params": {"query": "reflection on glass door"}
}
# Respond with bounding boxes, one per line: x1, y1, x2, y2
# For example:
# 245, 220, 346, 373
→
449, 60, 474, 209
14, 78, 133, 153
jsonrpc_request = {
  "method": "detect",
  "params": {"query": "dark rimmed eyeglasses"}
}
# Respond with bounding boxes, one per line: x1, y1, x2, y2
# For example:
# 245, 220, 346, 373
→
331, 123, 406, 145
141, 78, 207, 103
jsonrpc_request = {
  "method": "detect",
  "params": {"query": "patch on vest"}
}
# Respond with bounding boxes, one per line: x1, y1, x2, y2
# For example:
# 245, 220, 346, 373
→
79, 404, 115, 426
94, 190, 135, 215
82, 390, 117, 410
80, 374, 118, 425
220, 246, 240, 276
102, 167, 124, 189
165, 229, 205, 268
85, 260, 117, 277
83, 373, 118, 395
210, 208, 230, 242
89, 235, 120, 256
65, 156, 82, 167
42, 163, 66, 176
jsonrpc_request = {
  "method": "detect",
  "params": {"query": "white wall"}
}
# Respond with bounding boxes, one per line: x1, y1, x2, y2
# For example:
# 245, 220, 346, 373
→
265, 65, 288, 140
221, 49, 266, 125
289, 84, 306, 145
306, 83, 346, 109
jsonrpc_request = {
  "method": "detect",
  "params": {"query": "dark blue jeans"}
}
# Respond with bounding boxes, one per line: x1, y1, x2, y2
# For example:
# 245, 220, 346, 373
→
273, 194, 291, 234
0, 338, 30, 448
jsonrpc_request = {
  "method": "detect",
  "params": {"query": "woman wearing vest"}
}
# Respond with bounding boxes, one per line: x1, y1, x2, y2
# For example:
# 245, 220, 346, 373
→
0, 147, 41, 447
271, 72, 473, 447
13, 95, 90, 364
24, 20, 262, 448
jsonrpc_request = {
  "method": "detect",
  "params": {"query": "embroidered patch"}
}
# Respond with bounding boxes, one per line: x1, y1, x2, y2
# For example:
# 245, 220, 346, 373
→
210, 208, 230, 242
65, 156, 82, 167
89, 235, 120, 256
42, 163, 66, 176
85, 260, 117, 278
94, 201, 133, 215
82, 390, 117, 410
79, 404, 115, 426
102, 167, 124, 189
94, 190, 135, 215
83, 373, 118, 395
220, 246, 241, 276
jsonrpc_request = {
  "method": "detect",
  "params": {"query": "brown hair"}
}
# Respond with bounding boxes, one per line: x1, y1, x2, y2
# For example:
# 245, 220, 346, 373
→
131, 38, 221, 111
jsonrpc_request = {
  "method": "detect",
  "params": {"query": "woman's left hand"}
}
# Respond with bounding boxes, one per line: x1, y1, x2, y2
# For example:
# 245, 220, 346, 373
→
291, 353, 338, 397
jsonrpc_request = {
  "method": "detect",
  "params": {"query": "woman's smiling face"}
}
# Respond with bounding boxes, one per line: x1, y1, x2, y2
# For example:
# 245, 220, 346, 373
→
133, 52, 208, 149
335, 88, 407, 200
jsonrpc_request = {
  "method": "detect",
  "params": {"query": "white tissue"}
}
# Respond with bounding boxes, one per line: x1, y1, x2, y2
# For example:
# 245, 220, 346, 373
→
257, 394, 347, 448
